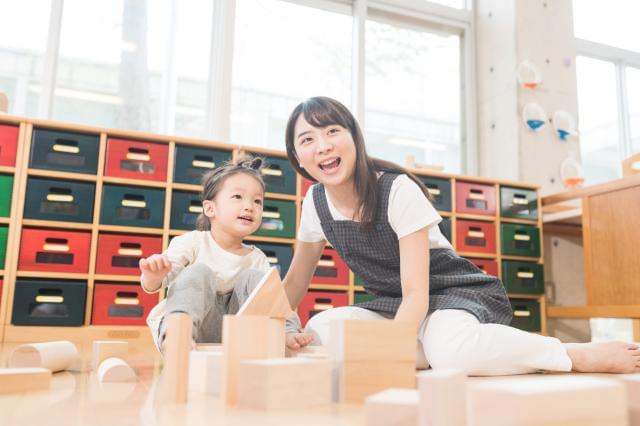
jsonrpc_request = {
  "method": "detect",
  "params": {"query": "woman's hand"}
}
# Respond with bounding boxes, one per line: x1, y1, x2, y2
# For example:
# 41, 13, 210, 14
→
140, 254, 171, 292
285, 332, 314, 350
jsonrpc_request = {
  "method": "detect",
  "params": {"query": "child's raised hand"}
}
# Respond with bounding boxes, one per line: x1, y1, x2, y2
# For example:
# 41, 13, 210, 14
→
285, 332, 314, 350
139, 254, 172, 282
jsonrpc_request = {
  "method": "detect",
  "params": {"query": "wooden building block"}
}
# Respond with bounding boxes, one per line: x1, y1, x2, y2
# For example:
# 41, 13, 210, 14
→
339, 360, 416, 403
189, 350, 223, 396
621, 374, 640, 426
91, 340, 128, 371
0, 368, 51, 394
329, 319, 416, 363
97, 357, 136, 383
161, 313, 192, 404
468, 375, 628, 426
365, 388, 419, 426
237, 358, 332, 410
237, 267, 294, 319
417, 369, 466, 426
286, 344, 329, 359
221, 315, 285, 405
8, 341, 78, 372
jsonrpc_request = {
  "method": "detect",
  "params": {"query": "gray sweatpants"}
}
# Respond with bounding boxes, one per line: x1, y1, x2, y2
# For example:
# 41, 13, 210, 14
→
157, 263, 301, 346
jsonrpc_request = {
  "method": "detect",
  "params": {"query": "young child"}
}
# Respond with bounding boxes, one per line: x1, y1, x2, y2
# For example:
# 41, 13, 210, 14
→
141, 157, 312, 351
281, 96, 640, 375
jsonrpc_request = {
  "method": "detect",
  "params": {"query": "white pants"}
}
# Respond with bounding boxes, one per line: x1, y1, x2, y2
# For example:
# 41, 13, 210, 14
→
305, 307, 572, 376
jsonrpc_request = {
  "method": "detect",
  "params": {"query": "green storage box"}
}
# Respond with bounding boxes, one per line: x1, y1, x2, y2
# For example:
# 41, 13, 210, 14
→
0, 225, 8, 268
0, 175, 13, 217
500, 186, 538, 220
502, 261, 544, 294
170, 191, 201, 230
354, 292, 375, 304
173, 145, 233, 185
24, 177, 95, 223
101, 185, 165, 228
253, 242, 293, 278
501, 223, 540, 257
419, 176, 452, 212
260, 156, 297, 196
253, 199, 296, 238
30, 128, 100, 174
12, 279, 87, 326
509, 298, 541, 332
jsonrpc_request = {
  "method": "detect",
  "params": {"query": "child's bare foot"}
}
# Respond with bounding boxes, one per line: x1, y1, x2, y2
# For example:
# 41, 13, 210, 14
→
565, 341, 640, 373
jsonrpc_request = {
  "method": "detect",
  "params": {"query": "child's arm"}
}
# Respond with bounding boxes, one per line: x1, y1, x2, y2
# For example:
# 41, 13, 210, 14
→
395, 226, 430, 331
139, 254, 172, 293
282, 240, 325, 309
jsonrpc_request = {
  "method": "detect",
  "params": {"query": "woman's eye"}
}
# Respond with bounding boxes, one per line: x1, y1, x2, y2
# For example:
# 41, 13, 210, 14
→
328, 128, 339, 134
232, 194, 241, 199
301, 137, 312, 144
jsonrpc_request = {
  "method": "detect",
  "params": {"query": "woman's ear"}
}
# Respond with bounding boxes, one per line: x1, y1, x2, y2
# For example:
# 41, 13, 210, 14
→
202, 200, 215, 219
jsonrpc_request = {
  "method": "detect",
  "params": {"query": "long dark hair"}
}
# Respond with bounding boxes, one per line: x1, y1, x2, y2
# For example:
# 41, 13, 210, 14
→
285, 96, 431, 225
195, 156, 265, 231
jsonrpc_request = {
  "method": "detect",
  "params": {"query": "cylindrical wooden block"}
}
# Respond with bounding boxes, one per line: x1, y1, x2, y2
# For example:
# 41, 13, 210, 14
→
97, 357, 136, 383
8, 341, 79, 372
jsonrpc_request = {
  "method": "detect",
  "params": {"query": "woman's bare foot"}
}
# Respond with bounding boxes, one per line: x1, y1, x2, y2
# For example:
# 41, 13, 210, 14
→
565, 341, 640, 373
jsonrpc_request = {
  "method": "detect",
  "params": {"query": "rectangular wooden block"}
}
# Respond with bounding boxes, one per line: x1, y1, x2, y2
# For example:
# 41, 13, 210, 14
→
161, 313, 192, 404
621, 375, 640, 425
417, 369, 466, 426
365, 388, 419, 426
329, 319, 416, 363
0, 368, 52, 394
339, 360, 416, 403
92, 340, 128, 371
188, 350, 222, 396
237, 358, 332, 410
468, 375, 628, 426
221, 315, 285, 405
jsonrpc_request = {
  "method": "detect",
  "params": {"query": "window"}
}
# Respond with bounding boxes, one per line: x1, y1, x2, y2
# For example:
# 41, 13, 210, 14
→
575, 56, 621, 184
627, 67, 640, 153
365, 15, 462, 172
573, 1, 640, 53
230, 0, 352, 150
0, 0, 52, 117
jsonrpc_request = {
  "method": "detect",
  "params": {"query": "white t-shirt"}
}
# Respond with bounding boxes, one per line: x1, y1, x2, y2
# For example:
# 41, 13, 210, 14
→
298, 174, 453, 250
144, 230, 271, 337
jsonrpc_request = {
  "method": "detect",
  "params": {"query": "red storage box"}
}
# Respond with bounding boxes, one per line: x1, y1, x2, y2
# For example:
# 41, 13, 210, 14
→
0, 124, 19, 167
95, 233, 163, 275
18, 228, 91, 273
91, 282, 158, 325
466, 258, 498, 276
105, 137, 169, 182
312, 247, 349, 285
455, 181, 496, 216
455, 220, 496, 254
297, 291, 348, 326
301, 179, 314, 197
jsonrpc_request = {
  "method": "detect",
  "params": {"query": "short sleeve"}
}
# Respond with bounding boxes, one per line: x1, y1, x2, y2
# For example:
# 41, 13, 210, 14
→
296, 186, 327, 243
388, 175, 441, 239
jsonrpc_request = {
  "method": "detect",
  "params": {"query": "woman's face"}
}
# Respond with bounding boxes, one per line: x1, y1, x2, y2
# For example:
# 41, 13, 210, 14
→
292, 114, 357, 188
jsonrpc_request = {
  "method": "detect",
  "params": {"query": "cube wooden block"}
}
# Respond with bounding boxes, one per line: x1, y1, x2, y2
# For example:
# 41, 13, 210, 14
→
468, 375, 628, 426
417, 369, 466, 426
92, 340, 128, 371
237, 358, 332, 410
329, 319, 416, 363
161, 313, 192, 404
365, 388, 419, 426
0, 368, 52, 394
221, 315, 285, 405
621, 374, 640, 426
8, 341, 78, 372
339, 360, 416, 403
189, 350, 222, 396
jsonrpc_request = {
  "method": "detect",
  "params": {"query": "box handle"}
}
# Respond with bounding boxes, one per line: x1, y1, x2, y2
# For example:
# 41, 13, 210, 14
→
514, 231, 531, 241
43, 237, 70, 252
468, 188, 486, 201
318, 254, 335, 268
512, 194, 529, 205
122, 194, 146, 208
261, 164, 283, 177
263, 206, 281, 219
192, 155, 215, 169
53, 139, 80, 154
513, 309, 531, 317
188, 200, 203, 213
517, 270, 534, 279
426, 184, 441, 196
468, 227, 485, 238
35, 288, 64, 304
118, 242, 143, 256
126, 147, 151, 161
46, 187, 74, 203
313, 298, 334, 310
115, 291, 140, 305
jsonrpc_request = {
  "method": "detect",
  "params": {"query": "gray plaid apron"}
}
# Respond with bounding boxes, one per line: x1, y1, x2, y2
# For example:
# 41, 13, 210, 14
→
312, 173, 513, 324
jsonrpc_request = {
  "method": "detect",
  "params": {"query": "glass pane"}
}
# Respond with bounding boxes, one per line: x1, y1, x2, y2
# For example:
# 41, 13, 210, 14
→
576, 56, 621, 184
0, 0, 52, 116
231, 0, 352, 151
627, 67, 640, 153
573, 0, 640, 53
425, 0, 467, 9
365, 18, 462, 173
52, 0, 170, 132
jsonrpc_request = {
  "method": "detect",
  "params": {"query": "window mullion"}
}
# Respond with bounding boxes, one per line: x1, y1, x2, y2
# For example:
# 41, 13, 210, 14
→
38, 0, 64, 119
352, 0, 366, 125
615, 62, 632, 159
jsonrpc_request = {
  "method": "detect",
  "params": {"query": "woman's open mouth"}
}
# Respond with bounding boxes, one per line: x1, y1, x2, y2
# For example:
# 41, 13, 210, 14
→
318, 157, 341, 174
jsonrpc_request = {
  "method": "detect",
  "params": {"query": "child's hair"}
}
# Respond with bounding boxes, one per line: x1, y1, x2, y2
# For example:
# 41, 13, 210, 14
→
195, 156, 266, 231
284, 96, 432, 226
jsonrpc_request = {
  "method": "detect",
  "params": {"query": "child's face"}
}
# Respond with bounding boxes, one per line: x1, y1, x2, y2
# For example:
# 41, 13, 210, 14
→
293, 114, 357, 188
202, 173, 264, 238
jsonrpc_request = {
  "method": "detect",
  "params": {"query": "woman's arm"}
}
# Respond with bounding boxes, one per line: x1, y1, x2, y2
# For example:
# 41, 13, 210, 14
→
282, 239, 326, 309
395, 226, 430, 331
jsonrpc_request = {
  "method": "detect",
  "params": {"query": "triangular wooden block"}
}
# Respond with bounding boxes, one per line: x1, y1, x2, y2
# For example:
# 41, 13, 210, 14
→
237, 267, 293, 319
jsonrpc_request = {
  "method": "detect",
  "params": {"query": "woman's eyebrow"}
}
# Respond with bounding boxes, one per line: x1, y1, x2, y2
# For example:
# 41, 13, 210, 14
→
297, 130, 312, 139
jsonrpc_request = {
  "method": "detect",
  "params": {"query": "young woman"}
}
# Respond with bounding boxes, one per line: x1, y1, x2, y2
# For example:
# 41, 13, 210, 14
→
281, 96, 640, 375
